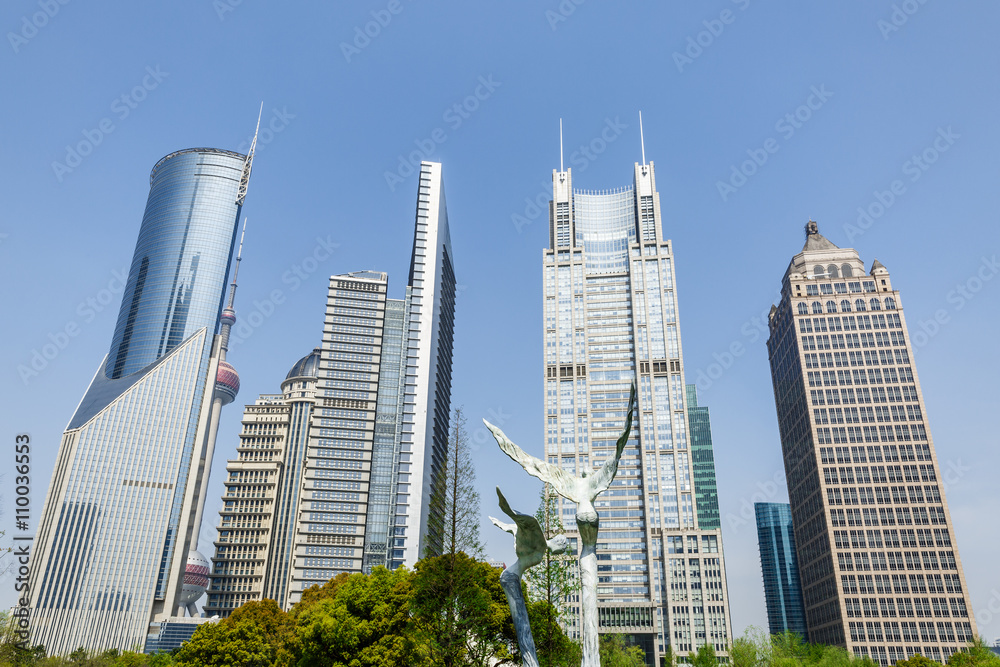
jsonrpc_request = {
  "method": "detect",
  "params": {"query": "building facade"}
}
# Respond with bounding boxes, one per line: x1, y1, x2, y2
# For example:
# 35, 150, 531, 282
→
542, 160, 732, 663
686, 385, 721, 531
755, 502, 808, 639
28, 147, 254, 653
766, 222, 977, 664
205, 161, 454, 614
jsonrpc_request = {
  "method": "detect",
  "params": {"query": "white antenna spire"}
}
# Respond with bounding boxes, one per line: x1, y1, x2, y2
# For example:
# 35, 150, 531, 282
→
639, 110, 646, 166
559, 118, 564, 172
236, 102, 263, 206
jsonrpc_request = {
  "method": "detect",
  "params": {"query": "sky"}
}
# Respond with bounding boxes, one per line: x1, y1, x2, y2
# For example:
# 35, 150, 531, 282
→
2, 0, 999, 642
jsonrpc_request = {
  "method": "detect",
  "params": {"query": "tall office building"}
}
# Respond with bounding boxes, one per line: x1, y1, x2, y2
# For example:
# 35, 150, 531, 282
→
28, 144, 257, 653
205, 161, 454, 614
755, 502, 808, 639
686, 385, 721, 530
543, 159, 732, 663
766, 221, 977, 664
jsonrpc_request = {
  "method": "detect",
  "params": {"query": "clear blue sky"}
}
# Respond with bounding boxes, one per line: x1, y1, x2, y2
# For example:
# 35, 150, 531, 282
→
2, 0, 999, 641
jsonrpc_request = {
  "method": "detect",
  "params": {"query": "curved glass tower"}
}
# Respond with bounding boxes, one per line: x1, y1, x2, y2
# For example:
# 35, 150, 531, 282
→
29, 147, 251, 654
108, 148, 246, 380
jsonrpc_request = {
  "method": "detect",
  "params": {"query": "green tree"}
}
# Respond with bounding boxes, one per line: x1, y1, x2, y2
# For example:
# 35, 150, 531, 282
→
525, 600, 580, 667
689, 643, 716, 667
598, 633, 645, 667
280, 566, 419, 667
947, 638, 1000, 667
895, 655, 944, 667
430, 408, 485, 559
175, 599, 291, 666
411, 552, 516, 667
523, 486, 578, 667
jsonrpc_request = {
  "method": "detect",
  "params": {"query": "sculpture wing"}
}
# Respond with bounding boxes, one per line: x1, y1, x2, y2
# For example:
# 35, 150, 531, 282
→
490, 516, 517, 536
485, 420, 578, 500
589, 383, 637, 496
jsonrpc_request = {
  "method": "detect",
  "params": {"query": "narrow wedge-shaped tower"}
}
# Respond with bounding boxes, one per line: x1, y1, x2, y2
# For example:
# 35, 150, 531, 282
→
541, 147, 732, 664
28, 135, 259, 654
766, 221, 977, 665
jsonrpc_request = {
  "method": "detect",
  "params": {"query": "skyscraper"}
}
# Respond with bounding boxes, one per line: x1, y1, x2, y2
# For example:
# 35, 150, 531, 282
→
766, 221, 977, 664
205, 161, 454, 614
755, 502, 807, 639
686, 384, 721, 531
28, 144, 257, 653
543, 158, 732, 663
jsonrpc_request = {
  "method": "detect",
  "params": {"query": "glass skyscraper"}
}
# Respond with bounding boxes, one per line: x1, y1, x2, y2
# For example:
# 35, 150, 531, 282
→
205, 161, 455, 614
28, 147, 252, 654
543, 160, 732, 663
686, 384, 721, 531
766, 222, 977, 664
755, 502, 808, 639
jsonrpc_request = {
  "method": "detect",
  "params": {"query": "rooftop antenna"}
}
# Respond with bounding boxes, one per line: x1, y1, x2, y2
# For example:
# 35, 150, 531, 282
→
237, 102, 263, 206
559, 118, 564, 172
639, 110, 646, 166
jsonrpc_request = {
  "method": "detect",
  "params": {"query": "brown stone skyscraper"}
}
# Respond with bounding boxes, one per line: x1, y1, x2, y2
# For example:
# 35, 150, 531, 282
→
766, 222, 976, 665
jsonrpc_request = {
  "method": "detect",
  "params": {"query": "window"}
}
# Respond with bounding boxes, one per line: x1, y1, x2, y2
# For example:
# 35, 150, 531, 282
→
813, 302, 823, 314
840, 300, 852, 312
855, 299, 867, 312
870, 298, 882, 311
828, 264, 840, 278
798, 303, 808, 315
885, 297, 896, 310
842, 264, 854, 277
827, 301, 837, 313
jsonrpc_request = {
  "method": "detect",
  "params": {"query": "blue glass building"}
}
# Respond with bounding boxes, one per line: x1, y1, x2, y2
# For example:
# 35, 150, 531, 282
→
29, 148, 251, 654
755, 502, 808, 639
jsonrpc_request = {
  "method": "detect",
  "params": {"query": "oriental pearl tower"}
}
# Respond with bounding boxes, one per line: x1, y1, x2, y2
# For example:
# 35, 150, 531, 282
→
179, 220, 247, 617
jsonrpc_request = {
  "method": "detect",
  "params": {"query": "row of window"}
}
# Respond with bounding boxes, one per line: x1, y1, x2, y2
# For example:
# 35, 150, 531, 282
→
830, 506, 947, 527
823, 464, 935, 484
816, 424, 927, 444
812, 386, 918, 405
841, 572, 961, 595
826, 485, 941, 506
837, 550, 957, 572
820, 444, 932, 464
844, 596, 966, 619
848, 619, 973, 644
807, 367, 915, 387
799, 313, 901, 333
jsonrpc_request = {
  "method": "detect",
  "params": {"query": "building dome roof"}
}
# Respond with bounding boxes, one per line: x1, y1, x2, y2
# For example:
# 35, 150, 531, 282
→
286, 348, 322, 380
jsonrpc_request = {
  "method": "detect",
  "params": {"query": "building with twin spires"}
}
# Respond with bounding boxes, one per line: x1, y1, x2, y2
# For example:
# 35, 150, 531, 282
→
542, 159, 732, 664
205, 161, 455, 614
28, 146, 256, 654
766, 222, 977, 664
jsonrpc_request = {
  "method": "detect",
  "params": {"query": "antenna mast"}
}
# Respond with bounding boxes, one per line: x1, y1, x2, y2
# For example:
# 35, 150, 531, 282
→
237, 102, 263, 206
559, 118, 564, 172
639, 110, 646, 166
